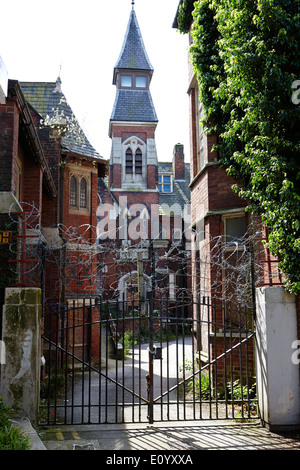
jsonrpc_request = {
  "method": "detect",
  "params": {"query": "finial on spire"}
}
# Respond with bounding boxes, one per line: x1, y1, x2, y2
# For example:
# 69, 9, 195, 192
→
55, 66, 62, 93
131, 0, 135, 9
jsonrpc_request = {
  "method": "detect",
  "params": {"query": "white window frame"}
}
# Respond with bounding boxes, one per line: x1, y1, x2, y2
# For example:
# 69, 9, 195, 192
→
158, 174, 173, 193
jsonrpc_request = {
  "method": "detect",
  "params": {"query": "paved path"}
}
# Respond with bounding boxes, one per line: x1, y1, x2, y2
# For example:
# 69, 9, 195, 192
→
39, 420, 300, 451
37, 336, 300, 452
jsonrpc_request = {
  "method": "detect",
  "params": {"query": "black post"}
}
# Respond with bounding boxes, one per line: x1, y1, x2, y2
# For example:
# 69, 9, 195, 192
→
148, 290, 154, 424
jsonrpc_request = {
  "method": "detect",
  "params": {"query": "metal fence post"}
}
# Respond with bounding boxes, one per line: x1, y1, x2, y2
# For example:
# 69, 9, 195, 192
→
148, 290, 154, 424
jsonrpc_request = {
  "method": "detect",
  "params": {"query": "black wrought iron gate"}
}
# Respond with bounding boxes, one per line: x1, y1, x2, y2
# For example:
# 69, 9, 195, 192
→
40, 294, 258, 425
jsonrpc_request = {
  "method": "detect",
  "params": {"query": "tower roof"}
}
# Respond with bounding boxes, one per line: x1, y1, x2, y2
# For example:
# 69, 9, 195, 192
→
110, 88, 158, 124
110, 7, 158, 132
113, 9, 153, 84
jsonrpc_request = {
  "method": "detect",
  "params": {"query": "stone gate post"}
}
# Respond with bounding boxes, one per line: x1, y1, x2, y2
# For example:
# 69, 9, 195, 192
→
255, 286, 300, 431
0, 288, 42, 424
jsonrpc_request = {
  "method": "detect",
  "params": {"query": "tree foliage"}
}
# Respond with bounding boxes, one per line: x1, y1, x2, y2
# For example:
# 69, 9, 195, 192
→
177, 0, 300, 295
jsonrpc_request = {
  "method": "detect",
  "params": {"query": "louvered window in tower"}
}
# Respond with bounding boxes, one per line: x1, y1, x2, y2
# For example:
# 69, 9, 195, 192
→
126, 148, 133, 174
80, 178, 87, 208
135, 149, 142, 174
70, 176, 77, 206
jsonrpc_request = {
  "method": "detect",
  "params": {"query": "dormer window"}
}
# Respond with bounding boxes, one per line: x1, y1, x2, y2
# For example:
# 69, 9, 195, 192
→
136, 76, 147, 88
120, 74, 148, 89
121, 75, 132, 88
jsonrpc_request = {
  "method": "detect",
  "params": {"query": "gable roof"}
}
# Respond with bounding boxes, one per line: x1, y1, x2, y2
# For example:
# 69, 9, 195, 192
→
113, 9, 153, 83
20, 81, 106, 163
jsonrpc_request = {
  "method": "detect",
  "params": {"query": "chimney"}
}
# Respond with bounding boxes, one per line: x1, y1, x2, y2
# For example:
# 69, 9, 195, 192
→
173, 144, 185, 180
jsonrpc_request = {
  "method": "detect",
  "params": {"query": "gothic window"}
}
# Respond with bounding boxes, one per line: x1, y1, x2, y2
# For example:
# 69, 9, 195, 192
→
80, 178, 87, 208
70, 175, 77, 207
126, 148, 133, 174
70, 173, 90, 212
135, 148, 142, 174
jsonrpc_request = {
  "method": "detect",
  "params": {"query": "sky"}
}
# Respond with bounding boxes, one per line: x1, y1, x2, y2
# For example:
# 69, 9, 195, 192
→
0, 0, 190, 163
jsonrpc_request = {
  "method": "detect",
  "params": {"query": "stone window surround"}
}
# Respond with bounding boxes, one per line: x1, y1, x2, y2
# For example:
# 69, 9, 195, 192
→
122, 137, 146, 185
69, 166, 93, 215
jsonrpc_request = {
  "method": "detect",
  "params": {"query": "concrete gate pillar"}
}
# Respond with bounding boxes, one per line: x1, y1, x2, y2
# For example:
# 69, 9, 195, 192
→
0, 288, 42, 424
255, 286, 300, 431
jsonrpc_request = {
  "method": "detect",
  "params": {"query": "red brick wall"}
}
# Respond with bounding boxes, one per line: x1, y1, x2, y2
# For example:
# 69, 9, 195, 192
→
207, 166, 245, 212
22, 153, 43, 219
147, 164, 157, 189
63, 161, 99, 231
112, 125, 156, 140
0, 99, 19, 193
61, 160, 100, 297
111, 164, 122, 189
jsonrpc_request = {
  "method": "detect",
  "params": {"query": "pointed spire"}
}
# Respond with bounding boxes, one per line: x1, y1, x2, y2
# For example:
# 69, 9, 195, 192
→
113, 7, 153, 83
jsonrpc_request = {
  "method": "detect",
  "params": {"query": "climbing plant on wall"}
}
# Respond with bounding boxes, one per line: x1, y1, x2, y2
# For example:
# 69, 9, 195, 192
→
177, 0, 300, 295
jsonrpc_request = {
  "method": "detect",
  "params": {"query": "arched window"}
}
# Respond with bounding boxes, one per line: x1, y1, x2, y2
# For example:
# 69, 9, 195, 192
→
126, 148, 133, 174
135, 148, 142, 174
70, 175, 77, 207
80, 178, 87, 208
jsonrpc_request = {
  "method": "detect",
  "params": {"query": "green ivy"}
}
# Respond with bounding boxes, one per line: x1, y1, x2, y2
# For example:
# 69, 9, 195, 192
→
177, 0, 197, 34
178, 0, 300, 295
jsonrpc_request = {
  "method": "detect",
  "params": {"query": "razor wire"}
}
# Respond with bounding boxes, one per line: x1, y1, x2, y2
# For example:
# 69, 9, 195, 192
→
3, 202, 283, 306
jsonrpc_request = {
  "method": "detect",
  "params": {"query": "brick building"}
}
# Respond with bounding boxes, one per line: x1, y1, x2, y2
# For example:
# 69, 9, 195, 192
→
97, 7, 191, 304
0, 55, 108, 312
173, 1, 286, 301
172, 2, 255, 385
0, 71, 56, 308
20, 79, 107, 306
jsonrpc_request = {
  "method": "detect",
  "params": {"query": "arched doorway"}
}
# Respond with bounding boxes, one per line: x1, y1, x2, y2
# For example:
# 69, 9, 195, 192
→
118, 270, 150, 304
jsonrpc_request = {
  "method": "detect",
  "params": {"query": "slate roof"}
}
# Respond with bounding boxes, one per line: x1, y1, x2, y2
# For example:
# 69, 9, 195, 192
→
158, 162, 191, 214
20, 81, 106, 162
113, 9, 153, 80
110, 89, 158, 123
110, 10, 157, 126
